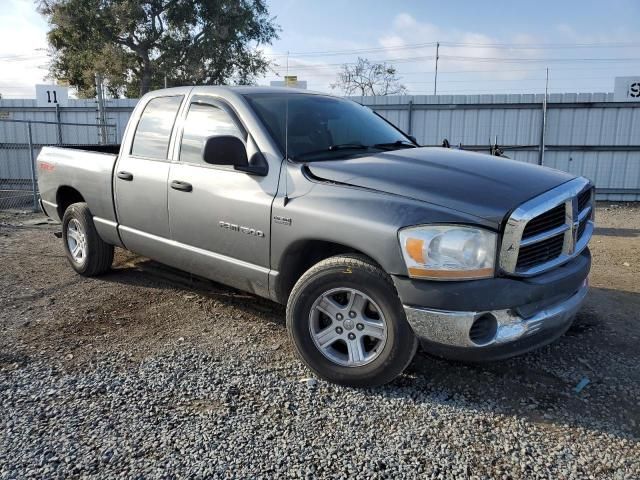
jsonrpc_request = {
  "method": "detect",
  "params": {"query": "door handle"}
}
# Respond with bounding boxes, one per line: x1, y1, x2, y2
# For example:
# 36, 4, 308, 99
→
171, 180, 193, 192
117, 171, 133, 181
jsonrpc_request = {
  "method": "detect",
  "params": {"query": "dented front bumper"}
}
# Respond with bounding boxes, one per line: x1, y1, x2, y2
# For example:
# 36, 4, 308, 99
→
404, 282, 587, 361
393, 249, 591, 362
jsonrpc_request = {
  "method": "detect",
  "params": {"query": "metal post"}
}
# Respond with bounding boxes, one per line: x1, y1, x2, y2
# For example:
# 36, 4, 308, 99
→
55, 103, 63, 144
407, 100, 414, 135
27, 121, 38, 212
95, 73, 107, 144
538, 68, 549, 166
433, 42, 440, 95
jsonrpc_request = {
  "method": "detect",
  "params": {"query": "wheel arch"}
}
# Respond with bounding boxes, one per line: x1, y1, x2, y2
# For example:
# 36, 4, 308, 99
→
273, 238, 382, 304
56, 186, 86, 219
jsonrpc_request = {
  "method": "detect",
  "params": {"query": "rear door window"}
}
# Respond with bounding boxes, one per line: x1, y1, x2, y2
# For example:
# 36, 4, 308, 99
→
131, 96, 183, 159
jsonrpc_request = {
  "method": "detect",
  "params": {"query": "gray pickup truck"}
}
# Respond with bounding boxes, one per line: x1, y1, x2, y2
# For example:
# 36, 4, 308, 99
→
37, 86, 593, 386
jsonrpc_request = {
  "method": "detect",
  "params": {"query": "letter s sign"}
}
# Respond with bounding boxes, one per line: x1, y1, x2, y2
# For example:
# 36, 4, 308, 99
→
614, 77, 640, 101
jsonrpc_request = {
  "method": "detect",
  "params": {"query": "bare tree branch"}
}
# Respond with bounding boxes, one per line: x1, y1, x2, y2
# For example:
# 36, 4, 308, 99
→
331, 57, 407, 96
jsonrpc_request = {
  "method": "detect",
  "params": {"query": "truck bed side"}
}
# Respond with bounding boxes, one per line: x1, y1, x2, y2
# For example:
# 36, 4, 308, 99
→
37, 146, 121, 246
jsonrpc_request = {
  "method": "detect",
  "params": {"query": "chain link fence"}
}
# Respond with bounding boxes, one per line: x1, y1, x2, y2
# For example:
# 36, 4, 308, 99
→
0, 119, 117, 211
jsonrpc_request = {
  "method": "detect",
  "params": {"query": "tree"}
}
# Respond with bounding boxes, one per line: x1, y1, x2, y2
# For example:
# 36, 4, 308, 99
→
331, 57, 407, 96
37, 0, 280, 98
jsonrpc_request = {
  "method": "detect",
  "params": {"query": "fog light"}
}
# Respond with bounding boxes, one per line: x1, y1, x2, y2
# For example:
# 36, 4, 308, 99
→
469, 314, 498, 346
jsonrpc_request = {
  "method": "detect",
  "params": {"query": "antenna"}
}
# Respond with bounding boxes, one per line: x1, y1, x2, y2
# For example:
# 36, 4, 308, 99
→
283, 95, 290, 206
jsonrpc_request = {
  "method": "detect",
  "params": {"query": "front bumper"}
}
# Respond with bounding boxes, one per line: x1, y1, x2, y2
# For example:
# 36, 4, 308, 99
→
395, 249, 591, 362
404, 282, 587, 361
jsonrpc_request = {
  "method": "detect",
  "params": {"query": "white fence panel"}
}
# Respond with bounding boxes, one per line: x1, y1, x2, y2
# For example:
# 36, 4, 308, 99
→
353, 93, 640, 201
1, 93, 639, 204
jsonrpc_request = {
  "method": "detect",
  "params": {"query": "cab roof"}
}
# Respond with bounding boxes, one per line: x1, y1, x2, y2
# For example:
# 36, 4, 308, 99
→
148, 85, 328, 97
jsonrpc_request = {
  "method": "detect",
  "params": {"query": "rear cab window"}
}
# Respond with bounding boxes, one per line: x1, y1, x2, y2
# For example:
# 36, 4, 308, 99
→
131, 96, 184, 159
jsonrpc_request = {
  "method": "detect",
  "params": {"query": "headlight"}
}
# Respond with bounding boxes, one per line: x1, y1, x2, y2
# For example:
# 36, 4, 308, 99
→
398, 225, 497, 280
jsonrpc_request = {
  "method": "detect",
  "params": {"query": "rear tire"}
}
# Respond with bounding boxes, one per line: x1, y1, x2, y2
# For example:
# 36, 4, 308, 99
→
62, 202, 113, 276
286, 254, 417, 387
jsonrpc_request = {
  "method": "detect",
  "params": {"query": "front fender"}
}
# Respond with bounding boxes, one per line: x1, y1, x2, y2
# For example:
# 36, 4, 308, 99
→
270, 178, 499, 278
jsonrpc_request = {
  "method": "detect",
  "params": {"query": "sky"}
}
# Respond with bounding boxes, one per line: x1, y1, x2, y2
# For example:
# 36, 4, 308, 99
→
1, 0, 639, 98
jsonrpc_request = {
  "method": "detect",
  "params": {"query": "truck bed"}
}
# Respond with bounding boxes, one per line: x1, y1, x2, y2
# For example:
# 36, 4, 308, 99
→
37, 145, 121, 245
58, 144, 121, 155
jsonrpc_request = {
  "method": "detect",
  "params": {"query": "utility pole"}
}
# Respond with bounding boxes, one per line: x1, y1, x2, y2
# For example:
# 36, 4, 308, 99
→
433, 41, 440, 95
545, 67, 550, 100
286, 50, 290, 76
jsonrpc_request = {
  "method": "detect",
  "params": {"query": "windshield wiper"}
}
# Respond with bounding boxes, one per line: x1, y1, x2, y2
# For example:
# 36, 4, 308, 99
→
328, 143, 370, 151
373, 140, 417, 150
295, 143, 371, 160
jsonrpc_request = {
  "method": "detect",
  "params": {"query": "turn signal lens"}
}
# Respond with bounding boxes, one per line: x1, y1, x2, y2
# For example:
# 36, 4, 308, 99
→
405, 238, 425, 263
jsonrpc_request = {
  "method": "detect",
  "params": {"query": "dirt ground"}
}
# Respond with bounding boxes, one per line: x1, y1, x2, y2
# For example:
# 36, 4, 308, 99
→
0, 203, 639, 477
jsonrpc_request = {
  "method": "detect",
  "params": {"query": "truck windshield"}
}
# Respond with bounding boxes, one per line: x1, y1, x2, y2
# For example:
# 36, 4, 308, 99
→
243, 93, 414, 161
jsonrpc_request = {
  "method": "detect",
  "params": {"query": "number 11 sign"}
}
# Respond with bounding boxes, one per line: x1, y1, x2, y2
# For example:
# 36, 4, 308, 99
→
35, 84, 69, 107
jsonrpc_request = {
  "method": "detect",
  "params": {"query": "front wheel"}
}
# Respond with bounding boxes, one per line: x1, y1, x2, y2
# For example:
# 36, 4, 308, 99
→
286, 254, 417, 387
62, 202, 114, 276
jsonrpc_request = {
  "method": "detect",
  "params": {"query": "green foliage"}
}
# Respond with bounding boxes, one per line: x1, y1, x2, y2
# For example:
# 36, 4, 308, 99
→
37, 0, 280, 98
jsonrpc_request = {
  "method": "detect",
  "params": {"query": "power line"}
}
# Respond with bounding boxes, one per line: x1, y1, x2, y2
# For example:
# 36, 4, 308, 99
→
439, 55, 640, 63
440, 41, 639, 49
0, 57, 48, 63
403, 75, 624, 84
272, 54, 640, 73
264, 40, 639, 58
407, 86, 614, 94
423, 64, 640, 73
264, 42, 438, 57
271, 54, 437, 71
0, 53, 46, 59
266, 64, 640, 79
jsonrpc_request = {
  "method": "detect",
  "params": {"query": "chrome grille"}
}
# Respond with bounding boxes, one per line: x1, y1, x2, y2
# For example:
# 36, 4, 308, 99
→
500, 178, 594, 277
516, 234, 565, 269
522, 203, 565, 239
577, 189, 591, 212
577, 217, 588, 239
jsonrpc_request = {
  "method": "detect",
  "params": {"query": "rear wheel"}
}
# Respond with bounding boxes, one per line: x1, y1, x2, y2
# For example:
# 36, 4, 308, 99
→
62, 202, 114, 276
286, 254, 417, 387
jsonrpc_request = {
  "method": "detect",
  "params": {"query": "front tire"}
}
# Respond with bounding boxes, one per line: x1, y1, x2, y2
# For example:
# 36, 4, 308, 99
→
62, 202, 114, 276
286, 254, 417, 387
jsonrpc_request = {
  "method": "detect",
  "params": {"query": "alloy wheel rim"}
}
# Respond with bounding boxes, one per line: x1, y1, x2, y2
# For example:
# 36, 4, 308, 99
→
67, 219, 87, 263
308, 287, 388, 367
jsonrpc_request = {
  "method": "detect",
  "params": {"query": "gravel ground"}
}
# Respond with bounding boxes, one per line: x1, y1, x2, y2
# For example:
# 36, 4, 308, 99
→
0, 204, 639, 479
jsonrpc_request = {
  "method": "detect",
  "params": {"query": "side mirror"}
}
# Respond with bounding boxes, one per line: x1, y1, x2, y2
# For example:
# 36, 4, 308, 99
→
202, 135, 248, 168
202, 135, 268, 176
408, 135, 418, 145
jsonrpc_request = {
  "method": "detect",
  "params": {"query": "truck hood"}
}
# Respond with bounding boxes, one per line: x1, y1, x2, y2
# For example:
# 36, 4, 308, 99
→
305, 147, 575, 224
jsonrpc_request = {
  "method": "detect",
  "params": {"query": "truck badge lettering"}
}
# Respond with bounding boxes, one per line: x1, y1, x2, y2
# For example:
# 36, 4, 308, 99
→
219, 221, 264, 238
273, 215, 292, 226
39, 162, 55, 171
